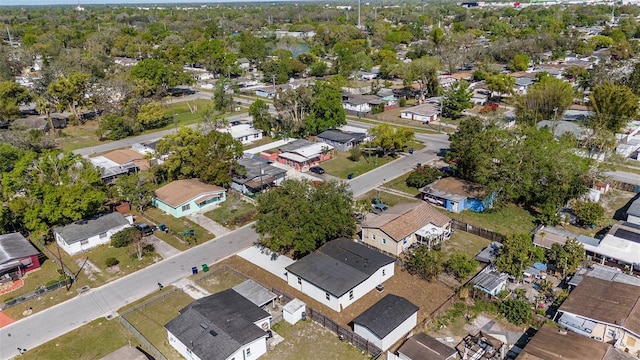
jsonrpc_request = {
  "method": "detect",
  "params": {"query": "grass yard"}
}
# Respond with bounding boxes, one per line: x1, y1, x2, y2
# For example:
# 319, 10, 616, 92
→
348, 114, 439, 135
76, 244, 160, 282
265, 321, 369, 360
205, 193, 257, 230
163, 99, 214, 126
244, 135, 274, 150
565, 189, 638, 237
121, 287, 194, 359
20, 317, 139, 360
141, 207, 213, 247
193, 266, 246, 294
321, 150, 395, 179
441, 231, 492, 260
357, 189, 418, 207
443, 203, 538, 236
58, 122, 102, 152
384, 172, 422, 197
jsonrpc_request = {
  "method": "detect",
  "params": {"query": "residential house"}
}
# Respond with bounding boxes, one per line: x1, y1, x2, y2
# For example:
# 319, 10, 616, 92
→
514, 76, 535, 94
555, 276, 640, 355
231, 157, 286, 196
10, 117, 49, 132
394, 333, 457, 360
362, 202, 452, 256
342, 93, 383, 114
420, 177, 492, 213
218, 124, 263, 145
316, 130, 367, 152
352, 294, 419, 351
536, 120, 591, 140
89, 149, 150, 184
232, 280, 277, 308
471, 267, 508, 296
165, 289, 271, 360
400, 103, 439, 123
285, 237, 395, 312
0, 233, 40, 277
518, 324, 636, 360
237, 58, 251, 71
53, 212, 133, 255
475, 242, 503, 264
113, 57, 139, 67
255, 87, 278, 99
357, 70, 378, 81
152, 179, 226, 218
261, 139, 334, 172
456, 332, 506, 360
627, 197, 640, 225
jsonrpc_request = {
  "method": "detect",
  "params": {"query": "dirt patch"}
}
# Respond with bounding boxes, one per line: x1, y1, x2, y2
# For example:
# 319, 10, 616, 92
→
76, 259, 102, 281
105, 265, 121, 274
219, 256, 454, 329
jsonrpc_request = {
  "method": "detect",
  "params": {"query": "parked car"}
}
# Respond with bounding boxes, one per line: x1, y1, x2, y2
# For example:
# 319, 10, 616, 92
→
135, 223, 155, 236
310, 166, 325, 174
230, 120, 241, 126
372, 203, 389, 214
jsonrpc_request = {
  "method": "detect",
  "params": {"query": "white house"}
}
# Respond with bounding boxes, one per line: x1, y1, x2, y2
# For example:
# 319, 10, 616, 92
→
352, 294, 418, 351
285, 237, 395, 312
53, 212, 133, 255
218, 124, 263, 145
165, 289, 271, 360
627, 198, 640, 225
471, 267, 508, 296
400, 103, 439, 123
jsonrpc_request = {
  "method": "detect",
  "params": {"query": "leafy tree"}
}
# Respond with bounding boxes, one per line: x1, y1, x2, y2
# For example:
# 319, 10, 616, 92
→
348, 146, 362, 162
155, 127, 205, 180
508, 54, 531, 72
238, 32, 267, 66
404, 56, 440, 100
546, 238, 585, 277
112, 172, 156, 212
515, 76, 576, 125
3, 150, 106, 237
297, 52, 317, 66
405, 245, 445, 280
498, 299, 532, 325
588, 35, 614, 49
309, 61, 329, 77
194, 131, 244, 186
368, 124, 415, 157
485, 74, 515, 103
137, 101, 166, 129
213, 78, 235, 114
622, 62, 640, 96
249, 99, 273, 134
0, 143, 25, 173
0, 81, 31, 122
446, 253, 478, 281
274, 86, 313, 137
47, 72, 90, 121
111, 227, 139, 248
589, 82, 639, 133
406, 166, 444, 189
130, 59, 192, 96
253, 179, 356, 257
571, 200, 605, 227
101, 114, 140, 140
495, 234, 534, 280
306, 80, 346, 135
441, 80, 473, 119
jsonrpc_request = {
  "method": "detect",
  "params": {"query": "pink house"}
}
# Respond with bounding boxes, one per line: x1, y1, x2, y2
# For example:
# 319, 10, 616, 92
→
0, 233, 41, 277
261, 139, 334, 172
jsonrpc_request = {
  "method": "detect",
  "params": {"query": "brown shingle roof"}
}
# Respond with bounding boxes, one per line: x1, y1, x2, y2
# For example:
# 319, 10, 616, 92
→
102, 149, 150, 169
364, 202, 451, 242
559, 277, 640, 334
519, 324, 611, 360
154, 179, 225, 208
429, 177, 486, 199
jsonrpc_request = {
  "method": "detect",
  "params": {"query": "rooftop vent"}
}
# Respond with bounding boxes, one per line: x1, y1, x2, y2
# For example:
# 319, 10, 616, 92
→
200, 323, 208, 330
209, 330, 218, 337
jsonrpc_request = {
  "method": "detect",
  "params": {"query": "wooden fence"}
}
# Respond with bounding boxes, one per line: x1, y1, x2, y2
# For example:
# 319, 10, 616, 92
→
451, 219, 505, 243
610, 180, 640, 193
271, 287, 383, 357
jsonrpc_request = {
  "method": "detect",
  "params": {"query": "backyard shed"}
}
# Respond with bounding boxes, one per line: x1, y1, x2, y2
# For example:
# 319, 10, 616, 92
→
283, 298, 306, 325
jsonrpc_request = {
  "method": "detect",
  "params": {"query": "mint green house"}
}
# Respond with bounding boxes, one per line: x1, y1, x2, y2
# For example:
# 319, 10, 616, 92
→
152, 178, 226, 218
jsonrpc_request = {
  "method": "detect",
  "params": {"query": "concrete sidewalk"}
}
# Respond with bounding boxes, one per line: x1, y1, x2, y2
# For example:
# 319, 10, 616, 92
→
244, 138, 294, 154
147, 234, 181, 259
237, 245, 295, 281
187, 213, 230, 237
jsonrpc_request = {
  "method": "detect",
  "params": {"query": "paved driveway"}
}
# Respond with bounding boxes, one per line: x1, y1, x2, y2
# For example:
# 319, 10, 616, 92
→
146, 235, 180, 259
237, 245, 295, 281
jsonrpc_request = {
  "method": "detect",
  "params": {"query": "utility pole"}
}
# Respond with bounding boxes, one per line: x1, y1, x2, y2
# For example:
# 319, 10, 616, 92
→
358, 0, 361, 29
6, 25, 13, 47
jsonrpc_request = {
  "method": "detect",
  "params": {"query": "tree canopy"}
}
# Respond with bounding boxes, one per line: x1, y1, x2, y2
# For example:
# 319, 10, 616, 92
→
368, 123, 415, 156
441, 80, 473, 119
253, 179, 356, 257
588, 82, 639, 134
515, 76, 576, 125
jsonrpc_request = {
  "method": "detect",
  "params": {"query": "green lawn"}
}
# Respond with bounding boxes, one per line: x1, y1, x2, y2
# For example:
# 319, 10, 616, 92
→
265, 321, 369, 360
193, 267, 246, 294
78, 243, 159, 280
442, 203, 538, 236
142, 207, 213, 246
20, 317, 139, 360
358, 189, 419, 206
121, 288, 194, 359
321, 150, 395, 179
244, 135, 274, 150
204, 193, 256, 229
441, 231, 492, 260
384, 172, 422, 196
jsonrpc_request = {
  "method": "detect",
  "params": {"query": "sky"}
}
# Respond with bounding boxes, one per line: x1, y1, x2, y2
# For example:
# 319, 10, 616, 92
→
2, 0, 260, 6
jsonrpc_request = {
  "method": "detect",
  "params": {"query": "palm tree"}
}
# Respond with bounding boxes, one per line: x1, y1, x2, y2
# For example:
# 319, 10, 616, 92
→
35, 96, 54, 137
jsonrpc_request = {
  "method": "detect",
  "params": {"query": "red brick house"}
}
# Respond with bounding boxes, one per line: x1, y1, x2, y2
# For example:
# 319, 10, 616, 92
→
0, 233, 41, 277
260, 139, 334, 172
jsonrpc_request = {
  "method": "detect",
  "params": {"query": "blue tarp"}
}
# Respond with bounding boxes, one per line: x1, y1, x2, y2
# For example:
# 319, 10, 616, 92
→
533, 262, 548, 271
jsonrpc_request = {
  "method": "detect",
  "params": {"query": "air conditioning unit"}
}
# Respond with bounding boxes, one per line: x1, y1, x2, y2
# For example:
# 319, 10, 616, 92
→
594, 337, 603, 341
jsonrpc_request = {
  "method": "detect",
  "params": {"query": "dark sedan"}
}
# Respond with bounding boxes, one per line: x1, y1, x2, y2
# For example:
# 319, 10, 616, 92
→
309, 166, 325, 174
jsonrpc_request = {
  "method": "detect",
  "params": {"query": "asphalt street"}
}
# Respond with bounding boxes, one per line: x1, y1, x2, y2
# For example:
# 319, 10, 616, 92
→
604, 170, 640, 185
0, 225, 258, 359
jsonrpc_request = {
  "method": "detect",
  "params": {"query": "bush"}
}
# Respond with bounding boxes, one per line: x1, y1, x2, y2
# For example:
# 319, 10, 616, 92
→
348, 146, 362, 162
498, 298, 532, 325
446, 253, 478, 280
111, 227, 138, 248
105, 257, 120, 267
571, 200, 605, 226
406, 166, 444, 189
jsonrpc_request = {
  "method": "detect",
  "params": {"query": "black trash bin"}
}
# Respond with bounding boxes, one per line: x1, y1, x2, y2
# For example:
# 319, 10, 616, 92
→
301, 311, 306, 321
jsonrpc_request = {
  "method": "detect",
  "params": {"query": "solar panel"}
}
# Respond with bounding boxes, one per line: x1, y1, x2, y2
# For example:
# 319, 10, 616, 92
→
614, 228, 640, 244
209, 330, 218, 337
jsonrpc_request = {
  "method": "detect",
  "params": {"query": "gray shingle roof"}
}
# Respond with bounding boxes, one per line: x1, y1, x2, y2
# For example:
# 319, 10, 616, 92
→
232, 280, 277, 307
164, 289, 270, 360
53, 212, 130, 244
352, 294, 418, 339
286, 238, 395, 297
233, 158, 286, 185
628, 197, 640, 218
279, 139, 315, 152
0, 233, 39, 265
317, 130, 366, 144
398, 333, 456, 360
